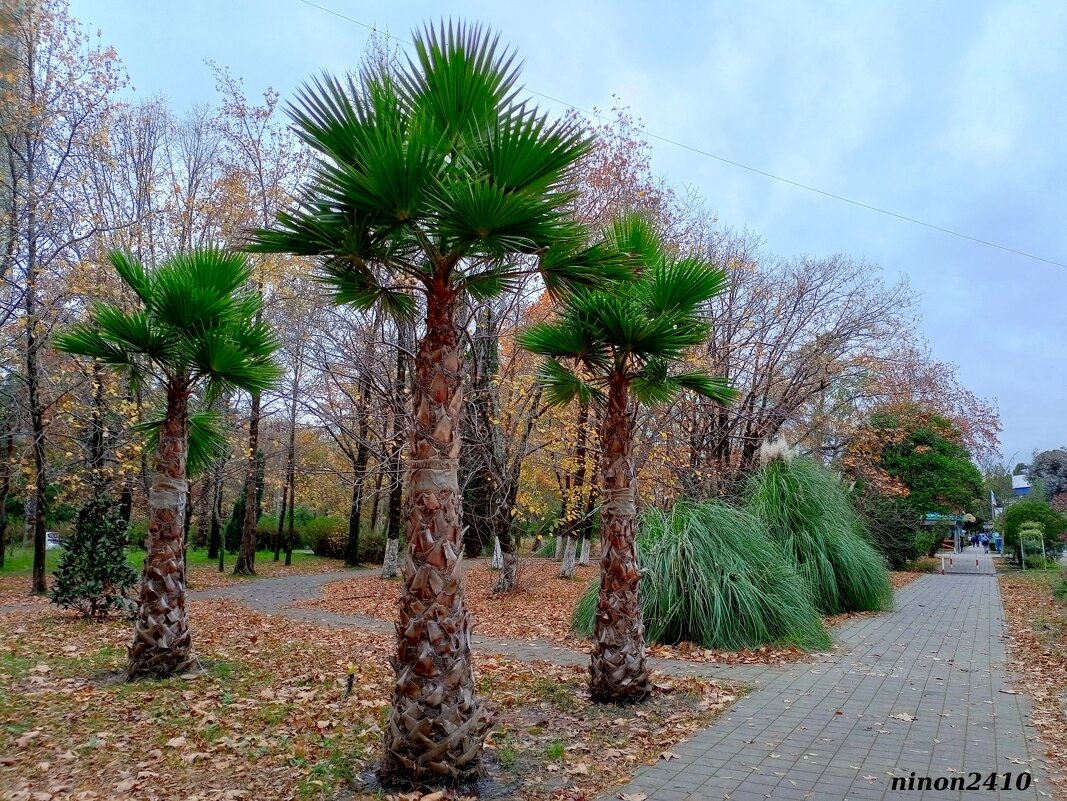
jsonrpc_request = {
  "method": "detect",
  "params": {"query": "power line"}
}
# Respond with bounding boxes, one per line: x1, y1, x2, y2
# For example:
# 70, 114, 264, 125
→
296, 0, 1067, 270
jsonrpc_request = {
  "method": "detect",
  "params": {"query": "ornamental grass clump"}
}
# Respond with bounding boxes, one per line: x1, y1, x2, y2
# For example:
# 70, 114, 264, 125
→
573, 500, 831, 651
745, 452, 893, 615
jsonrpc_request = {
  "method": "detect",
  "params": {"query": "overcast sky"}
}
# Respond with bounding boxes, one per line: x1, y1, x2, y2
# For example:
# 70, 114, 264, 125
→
70, 0, 1067, 464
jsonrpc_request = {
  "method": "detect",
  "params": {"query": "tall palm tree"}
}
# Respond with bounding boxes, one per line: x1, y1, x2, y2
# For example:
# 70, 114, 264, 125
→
519, 212, 736, 702
55, 249, 281, 679
248, 22, 625, 781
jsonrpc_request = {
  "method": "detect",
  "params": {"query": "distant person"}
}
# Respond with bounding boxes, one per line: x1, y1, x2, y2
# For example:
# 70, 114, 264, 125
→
981, 533, 989, 553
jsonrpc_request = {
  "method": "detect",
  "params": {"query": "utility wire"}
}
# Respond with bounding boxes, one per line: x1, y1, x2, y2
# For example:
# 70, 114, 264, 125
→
296, 0, 1067, 270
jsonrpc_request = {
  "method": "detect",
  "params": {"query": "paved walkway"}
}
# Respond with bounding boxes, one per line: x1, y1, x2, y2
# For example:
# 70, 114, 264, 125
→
937, 545, 998, 576
602, 574, 1047, 801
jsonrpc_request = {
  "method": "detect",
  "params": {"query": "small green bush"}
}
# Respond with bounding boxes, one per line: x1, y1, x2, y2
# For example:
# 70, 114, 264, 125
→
50, 498, 138, 619
745, 456, 893, 615
359, 531, 388, 564
305, 516, 346, 559
573, 500, 831, 651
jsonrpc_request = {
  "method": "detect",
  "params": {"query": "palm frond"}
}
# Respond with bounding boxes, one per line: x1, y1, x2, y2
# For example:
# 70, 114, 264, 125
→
605, 211, 664, 267
108, 251, 153, 307
401, 20, 522, 145
535, 359, 604, 408
646, 257, 727, 316
135, 408, 228, 478
516, 319, 608, 368
538, 235, 634, 297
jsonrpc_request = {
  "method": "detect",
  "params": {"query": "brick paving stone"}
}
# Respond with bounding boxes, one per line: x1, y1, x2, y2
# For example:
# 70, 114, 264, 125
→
598, 575, 1050, 801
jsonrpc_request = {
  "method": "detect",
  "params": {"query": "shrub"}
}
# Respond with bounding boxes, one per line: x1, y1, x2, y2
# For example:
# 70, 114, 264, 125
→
573, 500, 831, 651
305, 516, 346, 559
50, 497, 138, 620
359, 531, 390, 565
745, 455, 893, 615
857, 493, 921, 568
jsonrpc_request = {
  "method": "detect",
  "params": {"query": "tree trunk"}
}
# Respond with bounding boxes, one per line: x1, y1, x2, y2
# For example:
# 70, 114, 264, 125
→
554, 535, 564, 560
207, 459, 224, 561
276, 365, 301, 561
560, 399, 589, 579
345, 375, 372, 567
234, 392, 261, 574
127, 382, 197, 679
381, 536, 399, 578
381, 318, 410, 579
589, 376, 650, 703
284, 480, 295, 566
0, 415, 11, 569
560, 536, 578, 578
26, 289, 47, 594
578, 535, 590, 566
490, 536, 503, 569
382, 285, 489, 781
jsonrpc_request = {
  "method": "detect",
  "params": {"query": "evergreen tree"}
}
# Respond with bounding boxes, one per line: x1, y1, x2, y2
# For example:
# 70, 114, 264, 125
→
50, 497, 138, 620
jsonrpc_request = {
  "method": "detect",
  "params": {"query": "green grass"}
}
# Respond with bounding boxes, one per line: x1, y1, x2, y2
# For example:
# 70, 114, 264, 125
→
745, 457, 893, 615
543, 739, 565, 761
573, 500, 832, 651
1, 543, 331, 576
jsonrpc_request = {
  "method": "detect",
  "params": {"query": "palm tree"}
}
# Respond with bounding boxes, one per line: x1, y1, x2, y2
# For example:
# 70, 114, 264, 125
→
518, 212, 736, 702
248, 22, 625, 781
55, 249, 281, 679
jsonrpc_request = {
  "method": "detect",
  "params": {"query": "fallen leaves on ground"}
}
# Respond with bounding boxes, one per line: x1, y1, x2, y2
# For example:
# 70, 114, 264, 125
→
0, 597, 735, 801
300, 561, 913, 666
889, 570, 924, 590
297, 560, 598, 646
1000, 571, 1067, 800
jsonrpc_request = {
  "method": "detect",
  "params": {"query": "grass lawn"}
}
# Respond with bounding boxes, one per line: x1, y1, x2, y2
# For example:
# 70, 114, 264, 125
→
0, 546, 345, 603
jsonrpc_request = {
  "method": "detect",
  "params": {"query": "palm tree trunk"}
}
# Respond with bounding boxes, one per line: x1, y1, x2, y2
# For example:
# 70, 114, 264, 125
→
382, 286, 489, 781
234, 392, 261, 574
589, 375, 650, 702
128, 382, 197, 679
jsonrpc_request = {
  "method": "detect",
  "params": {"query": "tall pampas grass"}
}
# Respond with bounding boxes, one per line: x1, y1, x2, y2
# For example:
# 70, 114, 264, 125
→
745, 456, 893, 615
572, 500, 831, 651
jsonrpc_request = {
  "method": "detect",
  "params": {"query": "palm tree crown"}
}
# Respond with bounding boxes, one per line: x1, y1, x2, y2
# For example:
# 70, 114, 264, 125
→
56, 249, 281, 397
519, 212, 735, 407
247, 21, 627, 304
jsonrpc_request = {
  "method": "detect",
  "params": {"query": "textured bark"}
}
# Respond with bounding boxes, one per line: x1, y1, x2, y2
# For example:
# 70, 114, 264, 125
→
277, 354, 303, 561
233, 392, 261, 575
0, 415, 11, 569
490, 536, 503, 569
578, 536, 590, 566
345, 375, 372, 567
207, 458, 224, 562
127, 383, 198, 679
381, 537, 400, 579
589, 376, 650, 702
560, 536, 578, 578
560, 400, 590, 579
382, 286, 490, 781
382, 319, 410, 578
493, 549, 518, 594
26, 280, 47, 594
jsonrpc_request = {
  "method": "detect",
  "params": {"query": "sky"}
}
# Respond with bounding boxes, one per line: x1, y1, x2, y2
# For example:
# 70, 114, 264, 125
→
69, 0, 1067, 464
